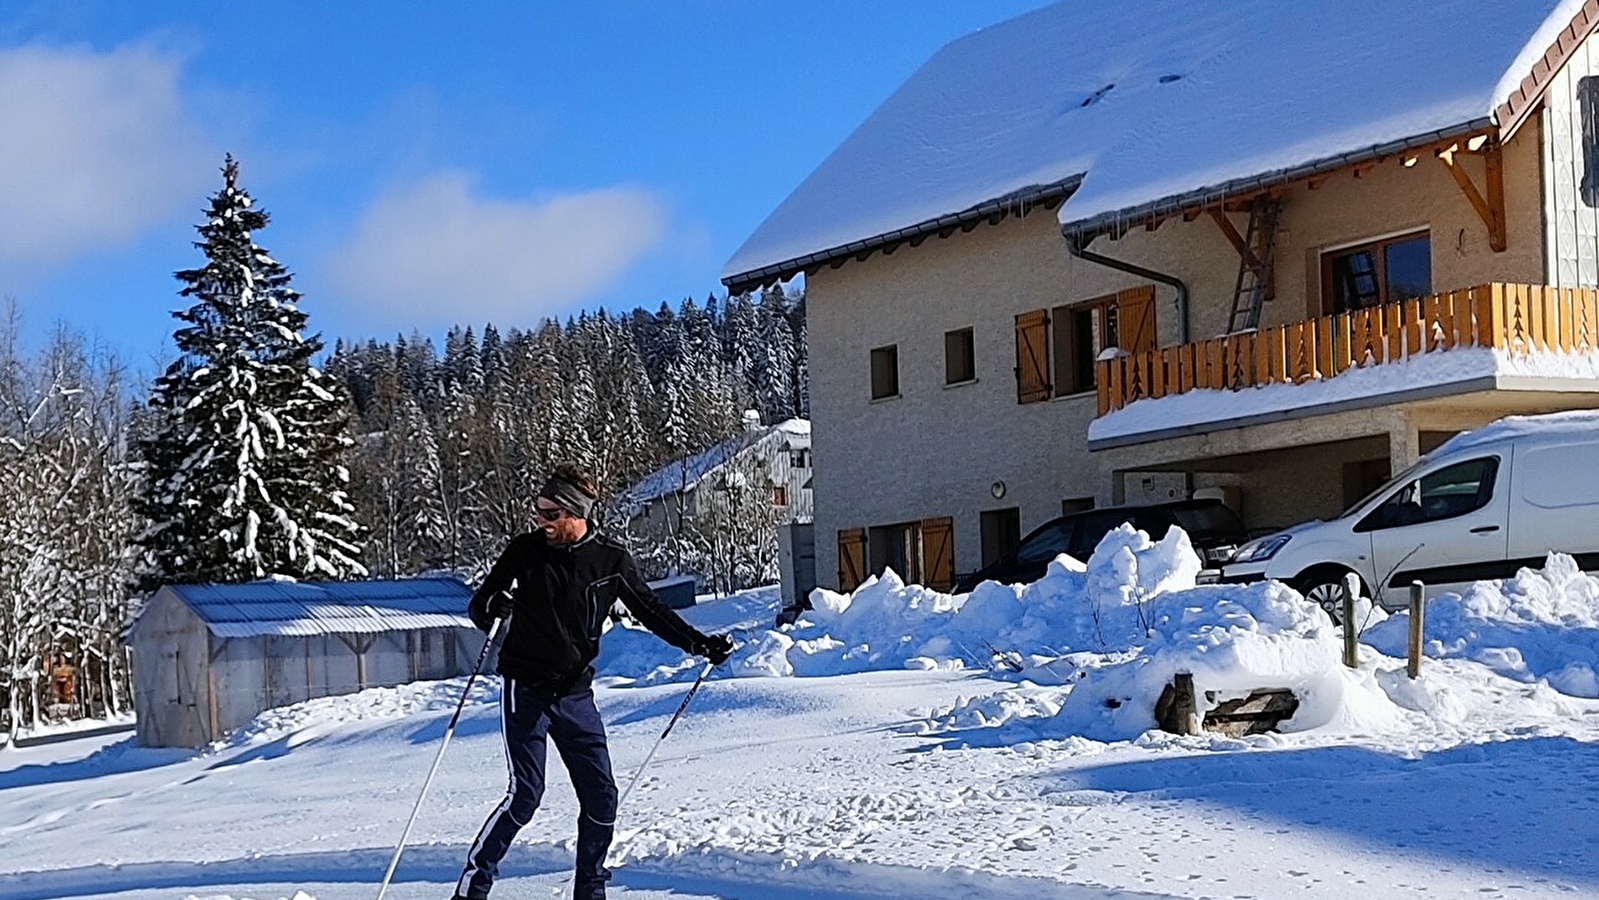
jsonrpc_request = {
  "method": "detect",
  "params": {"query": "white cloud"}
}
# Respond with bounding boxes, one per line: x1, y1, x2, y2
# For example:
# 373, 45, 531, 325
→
326, 172, 669, 328
0, 43, 214, 268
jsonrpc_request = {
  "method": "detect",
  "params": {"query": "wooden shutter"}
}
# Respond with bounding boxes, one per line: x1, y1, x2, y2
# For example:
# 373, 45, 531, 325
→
1014, 310, 1051, 403
1116, 285, 1157, 355
920, 517, 955, 592
837, 528, 867, 592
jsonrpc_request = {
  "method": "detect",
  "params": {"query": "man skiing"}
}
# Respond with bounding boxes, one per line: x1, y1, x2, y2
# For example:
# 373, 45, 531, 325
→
453, 462, 734, 900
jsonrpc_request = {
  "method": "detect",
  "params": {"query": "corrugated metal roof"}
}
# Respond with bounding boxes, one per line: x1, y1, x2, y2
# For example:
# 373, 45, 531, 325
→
163, 578, 474, 638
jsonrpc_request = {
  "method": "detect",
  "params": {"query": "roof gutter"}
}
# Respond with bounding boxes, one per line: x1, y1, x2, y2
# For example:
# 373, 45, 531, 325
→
1065, 233, 1192, 345
1060, 118, 1495, 243
722, 176, 1082, 294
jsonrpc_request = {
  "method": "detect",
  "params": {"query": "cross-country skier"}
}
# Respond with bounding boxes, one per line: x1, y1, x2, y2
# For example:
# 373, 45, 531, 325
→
452, 462, 734, 900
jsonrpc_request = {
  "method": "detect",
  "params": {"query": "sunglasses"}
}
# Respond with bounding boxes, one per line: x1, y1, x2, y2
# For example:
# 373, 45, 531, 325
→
535, 505, 568, 522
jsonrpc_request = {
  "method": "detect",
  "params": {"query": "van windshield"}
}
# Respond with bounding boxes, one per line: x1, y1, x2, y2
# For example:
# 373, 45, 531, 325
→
1339, 457, 1427, 518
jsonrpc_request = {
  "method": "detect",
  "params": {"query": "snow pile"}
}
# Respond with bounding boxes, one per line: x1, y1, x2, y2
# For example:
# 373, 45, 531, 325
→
1366, 552, 1599, 697
735, 524, 1206, 677
1050, 578, 1402, 741
713, 524, 1397, 741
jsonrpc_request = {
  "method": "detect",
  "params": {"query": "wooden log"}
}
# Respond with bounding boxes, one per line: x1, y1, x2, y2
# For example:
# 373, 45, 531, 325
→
1155, 672, 1200, 735
1202, 689, 1301, 737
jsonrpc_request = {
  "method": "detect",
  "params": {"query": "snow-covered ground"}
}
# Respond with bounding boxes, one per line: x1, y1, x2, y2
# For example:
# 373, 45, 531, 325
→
5, 527, 1599, 899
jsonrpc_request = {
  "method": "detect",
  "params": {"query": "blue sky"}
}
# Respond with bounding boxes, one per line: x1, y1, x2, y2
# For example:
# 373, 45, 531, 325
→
0, 1, 1055, 368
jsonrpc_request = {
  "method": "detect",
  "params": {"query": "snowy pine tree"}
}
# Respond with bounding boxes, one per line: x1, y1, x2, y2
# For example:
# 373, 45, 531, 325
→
136, 156, 365, 588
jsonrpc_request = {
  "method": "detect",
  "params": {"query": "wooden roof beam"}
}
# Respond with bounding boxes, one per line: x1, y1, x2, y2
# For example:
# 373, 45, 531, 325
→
1209, 209, 1264, 270
1437, 141, 1506, 252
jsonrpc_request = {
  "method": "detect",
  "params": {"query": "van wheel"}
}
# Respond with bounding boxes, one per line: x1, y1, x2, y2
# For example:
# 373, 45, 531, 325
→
1293, 568, 1362, 625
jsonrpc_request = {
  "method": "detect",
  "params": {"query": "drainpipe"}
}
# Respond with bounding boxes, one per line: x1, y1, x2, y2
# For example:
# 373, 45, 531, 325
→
1064, 234, 1191, 344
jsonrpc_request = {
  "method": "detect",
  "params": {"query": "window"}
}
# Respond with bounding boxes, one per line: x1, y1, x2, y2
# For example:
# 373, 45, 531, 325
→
870, 344, 899, 400
1356, 457, 1499, 532
1581, 76, 1599, 207
1015, 286, 1155, 404
789, 448, 810, 468
945, 327, 976, 384
1053, 298, 1118, 396
772, 485, 788, 507
1322, 232, 1430, 314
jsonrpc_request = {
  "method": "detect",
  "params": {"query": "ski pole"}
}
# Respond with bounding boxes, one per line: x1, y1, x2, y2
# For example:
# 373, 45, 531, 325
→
615, 660, 715, 813
377, 614, 505, 900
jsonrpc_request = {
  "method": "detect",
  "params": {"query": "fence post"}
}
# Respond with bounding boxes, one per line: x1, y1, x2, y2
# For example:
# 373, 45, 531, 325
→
1342, 573, 1360, 668
1408, 580, 1425, 679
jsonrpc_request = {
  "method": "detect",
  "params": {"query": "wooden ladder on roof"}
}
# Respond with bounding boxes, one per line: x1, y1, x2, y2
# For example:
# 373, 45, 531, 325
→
1225, 197, 1283, 334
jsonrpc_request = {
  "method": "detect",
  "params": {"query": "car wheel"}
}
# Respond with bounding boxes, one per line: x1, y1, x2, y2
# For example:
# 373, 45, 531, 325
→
1294, 569, 1360, 625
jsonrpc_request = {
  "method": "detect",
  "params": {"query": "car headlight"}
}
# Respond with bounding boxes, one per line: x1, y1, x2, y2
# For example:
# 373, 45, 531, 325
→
1232, 534, 1291, 564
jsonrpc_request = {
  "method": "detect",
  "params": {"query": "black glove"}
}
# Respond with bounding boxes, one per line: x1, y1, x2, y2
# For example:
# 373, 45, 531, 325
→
486, 589, 515, 622
695, 633, 734, 666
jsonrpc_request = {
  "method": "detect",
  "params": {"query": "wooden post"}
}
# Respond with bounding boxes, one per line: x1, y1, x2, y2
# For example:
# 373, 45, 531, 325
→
1408, 581, 1425, 679
1156, 672, 1200, 735
1342, 573, 1360, 668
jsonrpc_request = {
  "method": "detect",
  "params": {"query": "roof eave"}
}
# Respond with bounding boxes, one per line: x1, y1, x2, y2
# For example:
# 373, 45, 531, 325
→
721, 176, 1081, 294
1060, 118, 1498, 243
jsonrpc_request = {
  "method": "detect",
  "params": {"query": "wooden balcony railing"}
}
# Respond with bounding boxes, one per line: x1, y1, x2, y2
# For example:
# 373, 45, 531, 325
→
1096, 283, 1599, 417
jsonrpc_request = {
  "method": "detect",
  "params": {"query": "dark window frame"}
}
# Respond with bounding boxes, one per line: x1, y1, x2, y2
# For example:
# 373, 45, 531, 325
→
869, 344, 900, 400
944, 327, 976, 385
1580, 76, 1599, 207
1050, 294, 1118, 397
1320, 231, 1431, 315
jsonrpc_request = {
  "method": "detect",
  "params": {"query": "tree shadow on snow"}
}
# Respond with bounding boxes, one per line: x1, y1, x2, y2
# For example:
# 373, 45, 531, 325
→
1035, 735, 1599, 888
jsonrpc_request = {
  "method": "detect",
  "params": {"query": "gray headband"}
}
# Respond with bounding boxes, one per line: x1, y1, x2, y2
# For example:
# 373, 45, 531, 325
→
540, 476, 595, 519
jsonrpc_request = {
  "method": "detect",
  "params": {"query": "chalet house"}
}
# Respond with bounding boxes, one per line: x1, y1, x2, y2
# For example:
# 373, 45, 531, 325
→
617, 414, 814, 537
722, 0, 1599, 593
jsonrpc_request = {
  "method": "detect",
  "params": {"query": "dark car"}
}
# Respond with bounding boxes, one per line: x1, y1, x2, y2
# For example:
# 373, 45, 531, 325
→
951, 499, 1248, 593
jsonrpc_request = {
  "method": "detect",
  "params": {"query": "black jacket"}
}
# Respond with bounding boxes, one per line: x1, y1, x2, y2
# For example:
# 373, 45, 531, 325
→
468, 528, 707, 692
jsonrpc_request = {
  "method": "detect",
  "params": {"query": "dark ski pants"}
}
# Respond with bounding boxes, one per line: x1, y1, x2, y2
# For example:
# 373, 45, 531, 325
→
456, 678, 617, 900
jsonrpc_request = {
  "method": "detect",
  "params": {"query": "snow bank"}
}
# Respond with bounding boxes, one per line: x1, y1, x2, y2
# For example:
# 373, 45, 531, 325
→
1366, 553, 1599, 697
710, 524, 1397, 741
219, 677, 499, 749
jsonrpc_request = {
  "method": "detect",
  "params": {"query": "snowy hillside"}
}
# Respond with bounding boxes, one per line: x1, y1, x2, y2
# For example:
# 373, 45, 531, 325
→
4, 530, 1599, 899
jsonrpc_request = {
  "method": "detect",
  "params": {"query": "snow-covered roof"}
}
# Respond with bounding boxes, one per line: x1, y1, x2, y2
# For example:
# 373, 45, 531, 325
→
723, 0, 1584, 290
160, 578, 473, 638
622, 417, 810, 509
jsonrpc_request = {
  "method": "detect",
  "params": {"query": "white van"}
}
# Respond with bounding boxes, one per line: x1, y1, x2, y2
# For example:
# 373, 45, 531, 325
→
1222, 410, 1599, 618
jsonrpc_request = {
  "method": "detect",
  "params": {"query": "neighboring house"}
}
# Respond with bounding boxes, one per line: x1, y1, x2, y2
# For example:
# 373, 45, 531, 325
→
722, 0, 1599, 593
619, 415, 814, 537
617, 415, 813, 593
129, 578, 480, 748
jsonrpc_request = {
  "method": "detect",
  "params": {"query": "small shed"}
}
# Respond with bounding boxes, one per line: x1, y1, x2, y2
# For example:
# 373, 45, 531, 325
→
130, 578, 482, 749
646, 575, 699, 609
